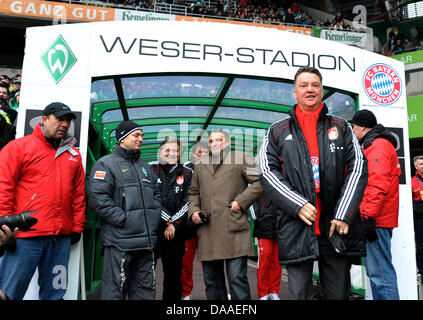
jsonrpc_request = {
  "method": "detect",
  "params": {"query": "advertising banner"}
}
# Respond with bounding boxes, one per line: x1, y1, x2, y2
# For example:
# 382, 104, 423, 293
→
115, 9, 175, 21
391, 49, 423, 65
1, 0, 310, 35
0, 0, 115, 22
407, 95, 423, 139
312, 26, 367, 49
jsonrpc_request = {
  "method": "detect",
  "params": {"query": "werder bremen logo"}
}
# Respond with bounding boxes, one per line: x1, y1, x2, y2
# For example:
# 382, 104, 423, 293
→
41, 35, 77, 84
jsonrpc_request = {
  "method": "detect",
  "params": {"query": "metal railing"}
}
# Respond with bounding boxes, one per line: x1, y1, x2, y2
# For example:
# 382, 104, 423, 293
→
184, 0, 218, 8
153, 1, 188, 15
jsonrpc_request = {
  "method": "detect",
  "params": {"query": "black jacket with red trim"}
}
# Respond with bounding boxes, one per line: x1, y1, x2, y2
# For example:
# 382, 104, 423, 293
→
150, 162, 193, 254
259, 104, 368, 265
252, 193, 277, 239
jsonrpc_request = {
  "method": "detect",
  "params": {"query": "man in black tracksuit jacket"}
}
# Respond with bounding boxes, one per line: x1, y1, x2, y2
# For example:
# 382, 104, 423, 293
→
150, 137, 193, 301
88, 121, 162, 300
259, 67, 368, 300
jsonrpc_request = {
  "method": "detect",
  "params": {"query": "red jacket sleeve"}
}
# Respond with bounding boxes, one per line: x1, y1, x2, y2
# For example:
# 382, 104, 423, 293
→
71, 155, 87, 233
0, 140, 22, 216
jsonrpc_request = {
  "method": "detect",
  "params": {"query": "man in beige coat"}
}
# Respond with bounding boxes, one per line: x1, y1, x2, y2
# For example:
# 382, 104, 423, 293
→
188, 129, 263, 300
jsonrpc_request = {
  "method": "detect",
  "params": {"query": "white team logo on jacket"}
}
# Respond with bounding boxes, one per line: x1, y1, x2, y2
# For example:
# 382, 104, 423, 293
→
328, 127, 338, 140
176, 175, 184, 185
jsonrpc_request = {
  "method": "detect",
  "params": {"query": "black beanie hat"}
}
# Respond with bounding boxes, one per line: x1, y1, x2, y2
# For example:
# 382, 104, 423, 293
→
349, 109, 377, 128
116, 120, 143, 144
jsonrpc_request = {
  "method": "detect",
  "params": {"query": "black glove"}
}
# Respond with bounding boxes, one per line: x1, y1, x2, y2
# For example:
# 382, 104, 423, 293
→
70, 232, 81, 245
190, 211, 210, 226
362, 216, 378, 243
198, 211, 211, 225
328, 232, 346, 254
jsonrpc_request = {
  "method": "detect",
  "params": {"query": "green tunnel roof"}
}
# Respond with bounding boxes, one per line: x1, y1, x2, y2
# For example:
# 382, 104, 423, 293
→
88, 72, 357, 165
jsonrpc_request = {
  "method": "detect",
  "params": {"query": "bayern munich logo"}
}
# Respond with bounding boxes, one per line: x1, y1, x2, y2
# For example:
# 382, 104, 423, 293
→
363, 63, 402, 105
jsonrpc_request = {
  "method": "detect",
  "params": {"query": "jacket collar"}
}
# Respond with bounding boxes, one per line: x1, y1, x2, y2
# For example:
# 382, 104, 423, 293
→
163, 163, 178, 173
289, 103, 328, 121
114, 144, 140, 162
202, 146, 231, 175
34, 123, 78, 158
360, 124, 397, 150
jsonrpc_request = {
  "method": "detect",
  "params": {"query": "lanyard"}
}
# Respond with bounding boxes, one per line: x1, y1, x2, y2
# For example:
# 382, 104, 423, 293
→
416, 175, 423, 187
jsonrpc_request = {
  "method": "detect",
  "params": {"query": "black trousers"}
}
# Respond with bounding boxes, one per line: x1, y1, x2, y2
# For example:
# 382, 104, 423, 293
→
161, 251, 184, 301
286, 254, 352, 300
101, 246, 156, 300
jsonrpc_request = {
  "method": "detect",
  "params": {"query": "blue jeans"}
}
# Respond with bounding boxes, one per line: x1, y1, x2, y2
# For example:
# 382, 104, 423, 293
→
364, 228, 399, 300
202, 256, 251, 300
0, 236, 71, 300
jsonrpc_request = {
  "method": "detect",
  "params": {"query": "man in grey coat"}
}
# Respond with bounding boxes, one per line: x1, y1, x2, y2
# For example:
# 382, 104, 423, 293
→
188, 129, 263, 300
88, 120, 161, 300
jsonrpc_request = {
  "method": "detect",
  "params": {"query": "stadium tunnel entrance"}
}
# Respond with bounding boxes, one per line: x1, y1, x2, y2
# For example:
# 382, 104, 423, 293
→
84, 71, 358, 297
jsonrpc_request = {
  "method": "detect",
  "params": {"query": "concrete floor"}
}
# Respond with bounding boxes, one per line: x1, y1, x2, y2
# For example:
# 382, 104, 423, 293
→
87, 253, 368, 300
154, 254, 290, 300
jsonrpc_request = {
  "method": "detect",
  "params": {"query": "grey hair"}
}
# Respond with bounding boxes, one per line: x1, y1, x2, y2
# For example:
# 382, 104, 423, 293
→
209, 128, 230, 142
294, 66, 323, 86
414, 155, 423, 164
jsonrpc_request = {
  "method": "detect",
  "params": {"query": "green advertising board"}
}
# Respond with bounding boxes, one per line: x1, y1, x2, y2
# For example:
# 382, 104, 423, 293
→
408, 95, 423, 138
311, 26, 367, 49
391, 49, 423, 65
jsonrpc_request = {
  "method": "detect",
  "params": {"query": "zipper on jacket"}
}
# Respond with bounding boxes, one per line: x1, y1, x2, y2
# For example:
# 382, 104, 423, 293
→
133, 162, 153, 251
122, 192, 126, 212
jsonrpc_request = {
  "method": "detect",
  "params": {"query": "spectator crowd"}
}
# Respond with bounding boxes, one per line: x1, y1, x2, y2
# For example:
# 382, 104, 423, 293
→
87, 0, 360, 31
384, 25, 423, 56
0, 74, 20, 150
189, 0, 356, 30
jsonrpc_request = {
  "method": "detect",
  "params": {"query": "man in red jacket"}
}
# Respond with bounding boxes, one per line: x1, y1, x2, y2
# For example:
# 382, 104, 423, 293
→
0, 102, 86, 300
412, 156, 423, 276
350, 109, 400, 300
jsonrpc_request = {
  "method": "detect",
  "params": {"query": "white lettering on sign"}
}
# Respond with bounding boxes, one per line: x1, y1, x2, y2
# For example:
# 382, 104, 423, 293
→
9, 0, 109, 21
408, 113, 418, 122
